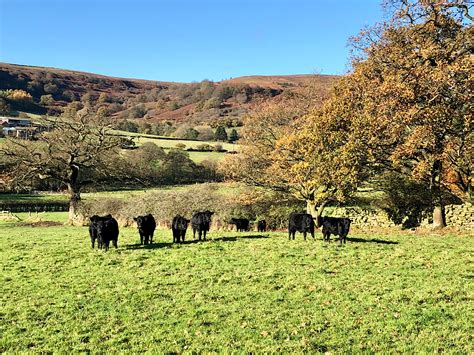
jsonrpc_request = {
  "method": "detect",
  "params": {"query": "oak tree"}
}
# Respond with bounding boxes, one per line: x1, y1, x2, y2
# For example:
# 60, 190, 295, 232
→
0, 111, 122, 222
343, 0, 473, 227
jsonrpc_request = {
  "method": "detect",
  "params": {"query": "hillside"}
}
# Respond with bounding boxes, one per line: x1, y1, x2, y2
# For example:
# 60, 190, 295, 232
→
0, 62, 336, 136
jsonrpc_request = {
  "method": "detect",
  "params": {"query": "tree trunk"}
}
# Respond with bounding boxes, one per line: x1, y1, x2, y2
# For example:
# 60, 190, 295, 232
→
306, 198, 317, 217
67, 184, 81, 223
315, 200, 330, 228
67, 164, 81, 224
306, 194, 330, 227
431, 160, 446, 228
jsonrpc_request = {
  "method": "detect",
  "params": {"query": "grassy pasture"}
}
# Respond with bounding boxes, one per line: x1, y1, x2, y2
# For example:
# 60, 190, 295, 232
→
114, 130, 237, 162
1, 213, 472, 352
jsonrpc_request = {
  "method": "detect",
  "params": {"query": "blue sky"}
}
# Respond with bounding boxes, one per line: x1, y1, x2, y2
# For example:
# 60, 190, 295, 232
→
0, 0, 384, 82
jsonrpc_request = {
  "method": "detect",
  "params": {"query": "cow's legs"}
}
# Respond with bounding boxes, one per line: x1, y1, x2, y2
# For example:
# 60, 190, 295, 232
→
193, 228, 196, 240
181, 231, 185, 242
113, 239, 118, 248
140, 233, 144, 245
198, 230, 202, 241
303, 231, 307, 241
288, 231, 292, 240
91, 237, 95, 249
341, 232, 347, 244
150, 232, 154, 244
311, 231, 315, 240
203, 230, 207, 240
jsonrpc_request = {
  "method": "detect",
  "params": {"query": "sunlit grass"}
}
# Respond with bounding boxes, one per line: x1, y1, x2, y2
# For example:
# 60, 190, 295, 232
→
1, 213, 472, 352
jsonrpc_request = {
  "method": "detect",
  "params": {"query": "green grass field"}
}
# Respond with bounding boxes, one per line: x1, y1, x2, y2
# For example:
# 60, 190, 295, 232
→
1, 213, 472, 352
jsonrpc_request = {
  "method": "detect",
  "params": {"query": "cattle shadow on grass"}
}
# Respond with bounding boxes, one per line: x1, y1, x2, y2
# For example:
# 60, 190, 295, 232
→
124, 242, 174, 250
124, 234, 270, 249
212, 234, 270, 242
346, 237, 399, 245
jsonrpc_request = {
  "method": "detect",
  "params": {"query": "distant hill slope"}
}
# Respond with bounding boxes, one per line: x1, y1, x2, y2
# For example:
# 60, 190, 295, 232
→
0, 62, 336, 127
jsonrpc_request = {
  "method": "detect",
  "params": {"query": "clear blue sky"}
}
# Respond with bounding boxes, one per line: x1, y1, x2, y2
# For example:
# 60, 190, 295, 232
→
0, 0, 384, 82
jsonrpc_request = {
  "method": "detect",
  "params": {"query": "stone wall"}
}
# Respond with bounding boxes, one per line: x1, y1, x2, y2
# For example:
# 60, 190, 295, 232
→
443, 203, 474, 228
323, 203, 474, 229
323, 206, 395, 227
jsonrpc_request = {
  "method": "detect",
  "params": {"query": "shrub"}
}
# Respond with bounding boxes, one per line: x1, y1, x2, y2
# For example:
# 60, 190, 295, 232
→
214, 125, 228, 141
43, 83, 58, 95
229, 129, 239, 142
0, 98, 11, 115
117, 119, 139, 133
196, 144, 213, 151
0, 89, 33, 102
40, 94, 55, 105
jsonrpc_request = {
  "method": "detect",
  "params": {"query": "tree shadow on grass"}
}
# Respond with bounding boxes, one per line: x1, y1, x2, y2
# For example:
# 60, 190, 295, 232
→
346, 237, 399, 245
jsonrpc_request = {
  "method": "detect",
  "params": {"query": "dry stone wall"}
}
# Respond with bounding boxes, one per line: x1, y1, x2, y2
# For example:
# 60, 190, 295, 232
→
323, 203, 474, 229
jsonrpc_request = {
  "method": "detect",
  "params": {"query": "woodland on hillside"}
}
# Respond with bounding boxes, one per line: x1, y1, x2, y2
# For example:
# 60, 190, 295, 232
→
0, 64, 333, 140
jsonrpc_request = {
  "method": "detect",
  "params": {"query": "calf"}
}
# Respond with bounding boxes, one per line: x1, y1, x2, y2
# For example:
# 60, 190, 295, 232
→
257, 220, 267, 232
229, 217, 250, 232
89, 214, 112, 248
92, 215, 119, 251
319, 216, 351, 244
288, 213, 315, 240
191, 211, 214, 241
134, 214, 156, 245
172, 215, 190, 243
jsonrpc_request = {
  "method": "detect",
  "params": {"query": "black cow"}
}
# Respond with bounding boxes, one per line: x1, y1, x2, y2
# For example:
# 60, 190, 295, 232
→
191, 211, 214, 241
172, 215, 190, 243
229, 218, 250, 232
89, 214, 112, 248
90, 215, 119, 251
288, 213, 315, 240
257, 220, 267, 232
319, 216, 351, 244
133, 214, 156, 245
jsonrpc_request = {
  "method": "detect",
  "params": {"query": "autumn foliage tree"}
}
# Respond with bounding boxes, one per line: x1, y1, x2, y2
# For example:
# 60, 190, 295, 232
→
337, 0, 473, 227
219, 80, 352, 217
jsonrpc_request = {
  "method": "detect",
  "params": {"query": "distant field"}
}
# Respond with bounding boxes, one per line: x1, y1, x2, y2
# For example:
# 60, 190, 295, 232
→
0, 183, 240, 203
186, 150, 227, 162
114, 130, 239, 161
133, 136, 237, 152
1, 212, 472, 352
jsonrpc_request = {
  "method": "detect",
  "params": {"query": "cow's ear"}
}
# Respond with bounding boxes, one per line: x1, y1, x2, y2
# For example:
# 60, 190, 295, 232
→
133, 217, 137, 221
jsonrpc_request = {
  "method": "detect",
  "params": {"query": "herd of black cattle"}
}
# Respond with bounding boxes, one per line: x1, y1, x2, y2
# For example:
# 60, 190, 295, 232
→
88, 211, 351, 250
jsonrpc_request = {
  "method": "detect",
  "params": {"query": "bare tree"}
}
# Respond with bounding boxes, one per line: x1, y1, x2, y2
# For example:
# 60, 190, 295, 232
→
0, 113, 122, 222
